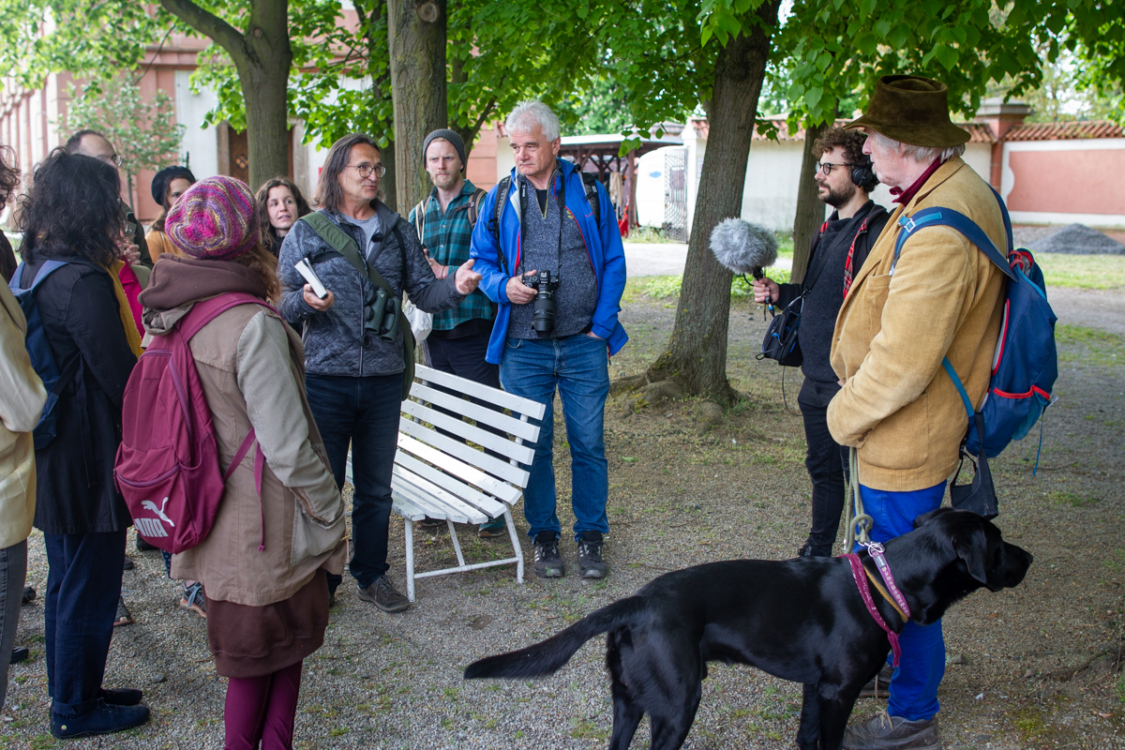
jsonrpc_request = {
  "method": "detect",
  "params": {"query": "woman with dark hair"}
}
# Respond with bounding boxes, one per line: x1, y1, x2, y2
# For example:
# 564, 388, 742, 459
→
145, 166, 196, 263
256, 177, 312, 258
140, 176, 345, 749
14, 149, 147, 738
0, 146, 20, 282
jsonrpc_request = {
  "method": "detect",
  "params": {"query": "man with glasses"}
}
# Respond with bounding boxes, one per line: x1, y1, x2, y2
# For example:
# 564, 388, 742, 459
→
64, 130, 151, 268
277, 133, 480, 613
753, 127, 889, 559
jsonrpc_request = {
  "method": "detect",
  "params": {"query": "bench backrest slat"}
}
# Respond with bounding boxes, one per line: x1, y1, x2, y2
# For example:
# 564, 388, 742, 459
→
414, 364, 545, 420
409, 383, 540, 442
400, 400, 535, 465
398, 412, 535, 477
396, 435, 522, 507
398, 431, 524, 501
395, 456, 509, 518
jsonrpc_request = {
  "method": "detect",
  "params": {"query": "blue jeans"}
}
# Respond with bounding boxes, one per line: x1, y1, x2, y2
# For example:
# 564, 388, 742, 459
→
500, 335, 610, 541
856, 481, 947, 722
306, 373, 401, 590
44, 530, 126, 716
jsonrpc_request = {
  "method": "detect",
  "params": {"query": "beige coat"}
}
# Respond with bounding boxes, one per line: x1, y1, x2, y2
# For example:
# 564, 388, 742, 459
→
0, 283, 46, 549
150, 303, 346, 606
828, 157, 1006, 491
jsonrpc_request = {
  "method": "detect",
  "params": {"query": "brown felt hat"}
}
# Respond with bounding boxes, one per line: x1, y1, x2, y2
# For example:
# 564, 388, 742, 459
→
845, 75, 970, 148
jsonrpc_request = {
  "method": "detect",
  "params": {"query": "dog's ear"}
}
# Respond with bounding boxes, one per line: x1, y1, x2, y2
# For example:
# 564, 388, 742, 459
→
913, 507, 950, 529
952, 525, 989, 585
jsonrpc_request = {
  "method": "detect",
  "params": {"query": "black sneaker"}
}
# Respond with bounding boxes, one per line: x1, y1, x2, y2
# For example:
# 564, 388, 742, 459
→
533, 531, 564, 578
51, 699, 149, 739
577, 531, 608, 579
135, 536, 158, 552
21, 586, 35, 604
357, 575, 410, 613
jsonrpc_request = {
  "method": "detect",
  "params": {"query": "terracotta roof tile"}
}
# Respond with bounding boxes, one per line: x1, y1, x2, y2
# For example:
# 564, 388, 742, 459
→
691, 117, 995, 143
1002, 120, 1123, 141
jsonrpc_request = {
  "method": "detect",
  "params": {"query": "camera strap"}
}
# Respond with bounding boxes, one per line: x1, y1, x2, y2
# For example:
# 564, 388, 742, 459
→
517, 165, 566, 279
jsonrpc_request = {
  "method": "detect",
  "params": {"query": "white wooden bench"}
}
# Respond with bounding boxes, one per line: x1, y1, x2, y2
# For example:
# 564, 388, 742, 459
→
346, 364, 545, 601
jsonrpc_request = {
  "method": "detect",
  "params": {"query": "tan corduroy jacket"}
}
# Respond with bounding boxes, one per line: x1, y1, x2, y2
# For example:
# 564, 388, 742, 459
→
147, 303, 346, 607
828, 157, 1006, 491
0, 282, 47, 549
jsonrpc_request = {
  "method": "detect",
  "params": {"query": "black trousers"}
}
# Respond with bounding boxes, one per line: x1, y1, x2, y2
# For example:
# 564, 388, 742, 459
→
797, 378, 849, 557
423, 330, 506, 453
44, 529, 127, 715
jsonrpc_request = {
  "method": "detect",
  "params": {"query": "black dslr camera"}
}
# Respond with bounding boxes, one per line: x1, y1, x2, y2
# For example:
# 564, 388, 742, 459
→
523, 269, 559, 334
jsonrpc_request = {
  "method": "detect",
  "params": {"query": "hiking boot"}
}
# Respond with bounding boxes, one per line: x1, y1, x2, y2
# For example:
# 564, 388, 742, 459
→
135, 535, 158, 552
21, 586, 35, 604
533, 531, 564, 578
113, 598, 133, 627
357, 576, 410, 613
180, 582, 207, 619
10, 647, 28, 664
843, 713, 941, 750
417, 517, 446, 531
576, 531, 608, 579
122, 556, 134, 571
859, 664, 895, 699
51, 699, 149, 739
478, 517, 507, 538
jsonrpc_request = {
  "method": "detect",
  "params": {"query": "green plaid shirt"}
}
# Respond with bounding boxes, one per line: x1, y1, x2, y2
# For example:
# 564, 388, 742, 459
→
408, 180, 494, 331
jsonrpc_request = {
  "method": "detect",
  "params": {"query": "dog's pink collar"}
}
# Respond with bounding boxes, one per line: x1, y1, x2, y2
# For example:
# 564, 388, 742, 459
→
843, 553, 901, 668
863, 542, 912, 620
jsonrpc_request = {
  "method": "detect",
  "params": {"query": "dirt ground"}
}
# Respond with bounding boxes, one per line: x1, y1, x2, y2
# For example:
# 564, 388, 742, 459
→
2, 291, 1122, 750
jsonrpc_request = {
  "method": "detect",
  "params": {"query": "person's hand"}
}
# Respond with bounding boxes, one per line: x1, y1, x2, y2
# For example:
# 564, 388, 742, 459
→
753, 277, 779, 304
586, 332, 604, 339
423, 248, 448, 279
121, 243, 141, 266
453, 259, 481, 295
505, 269, 539, 304
303, 285, 335, 311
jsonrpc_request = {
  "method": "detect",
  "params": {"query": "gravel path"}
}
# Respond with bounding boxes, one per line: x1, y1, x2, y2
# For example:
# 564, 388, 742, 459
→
2, 294, 1122, 750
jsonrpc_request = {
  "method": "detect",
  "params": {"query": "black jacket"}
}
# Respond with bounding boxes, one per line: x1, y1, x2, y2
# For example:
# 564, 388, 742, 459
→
776, 201, 890, 385
18, 256, 137, 534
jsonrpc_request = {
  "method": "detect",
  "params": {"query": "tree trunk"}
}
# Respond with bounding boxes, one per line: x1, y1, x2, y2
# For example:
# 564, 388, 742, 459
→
159, 0, 292, 190
643, 1, 780, 405
790, 119, 829, 284
380, 136, 398, 213
387, 0, 447, 212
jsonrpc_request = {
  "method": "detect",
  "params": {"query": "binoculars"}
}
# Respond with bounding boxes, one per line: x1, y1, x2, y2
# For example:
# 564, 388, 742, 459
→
363, 286, 401, 340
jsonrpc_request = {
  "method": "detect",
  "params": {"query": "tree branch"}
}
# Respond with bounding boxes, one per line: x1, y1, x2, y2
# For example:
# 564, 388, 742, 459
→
157, 0, 246, 61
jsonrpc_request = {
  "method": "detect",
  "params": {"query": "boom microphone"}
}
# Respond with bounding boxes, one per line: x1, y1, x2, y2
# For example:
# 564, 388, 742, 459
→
709, 218, 778, 280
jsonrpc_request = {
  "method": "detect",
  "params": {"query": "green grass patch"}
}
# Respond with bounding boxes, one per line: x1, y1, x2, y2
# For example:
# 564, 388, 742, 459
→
1048, 491, 1100, 508
1056, 325, 1125, 367
1038, 253, 1125, 289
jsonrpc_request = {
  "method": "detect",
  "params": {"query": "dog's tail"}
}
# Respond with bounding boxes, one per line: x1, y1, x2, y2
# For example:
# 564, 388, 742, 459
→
464, 595, 647, 680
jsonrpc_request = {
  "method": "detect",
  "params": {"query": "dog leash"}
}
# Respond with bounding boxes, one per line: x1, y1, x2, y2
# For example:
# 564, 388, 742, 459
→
863, 542, 911, 620
843, 553, 902, 667
844, 447, 873, 550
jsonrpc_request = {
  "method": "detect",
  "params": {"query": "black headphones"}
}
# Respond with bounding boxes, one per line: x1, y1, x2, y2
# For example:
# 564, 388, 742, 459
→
851, 154, 875, 188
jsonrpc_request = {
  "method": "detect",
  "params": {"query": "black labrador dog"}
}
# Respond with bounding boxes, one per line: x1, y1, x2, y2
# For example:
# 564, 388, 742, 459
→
465, 509, 1032, 750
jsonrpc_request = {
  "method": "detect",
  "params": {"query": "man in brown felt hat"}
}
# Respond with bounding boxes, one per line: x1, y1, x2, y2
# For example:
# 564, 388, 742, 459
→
827, 75, 1008, 750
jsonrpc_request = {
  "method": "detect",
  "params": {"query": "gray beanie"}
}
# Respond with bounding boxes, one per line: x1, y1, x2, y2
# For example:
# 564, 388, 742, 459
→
421, 129, 467, 171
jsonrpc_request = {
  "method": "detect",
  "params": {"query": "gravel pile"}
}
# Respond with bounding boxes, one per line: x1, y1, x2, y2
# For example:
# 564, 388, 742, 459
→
1, 294, 1122, 749
1025, 223, 1125, 255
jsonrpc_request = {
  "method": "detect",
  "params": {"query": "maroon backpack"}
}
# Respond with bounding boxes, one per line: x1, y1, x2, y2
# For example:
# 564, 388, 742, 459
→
115, 293, 272, 553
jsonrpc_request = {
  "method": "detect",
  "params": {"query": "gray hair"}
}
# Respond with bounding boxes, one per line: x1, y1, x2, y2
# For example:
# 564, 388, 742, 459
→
506, 100, 561, 142
872, 131, 965, 164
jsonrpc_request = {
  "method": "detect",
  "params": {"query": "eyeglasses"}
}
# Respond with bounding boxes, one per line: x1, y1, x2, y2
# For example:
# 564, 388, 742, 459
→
96, 154, 122, 167
347, 163, 386, 179
816, 161, 857, 175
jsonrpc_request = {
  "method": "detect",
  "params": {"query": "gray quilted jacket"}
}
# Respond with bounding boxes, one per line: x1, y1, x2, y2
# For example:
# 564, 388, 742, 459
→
278, 203, 463, 377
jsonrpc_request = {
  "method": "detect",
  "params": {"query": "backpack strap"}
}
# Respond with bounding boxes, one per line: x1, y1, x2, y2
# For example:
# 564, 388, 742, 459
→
466, 187, 487, 227
579, 172, 601, 227
490, 177, 513, 276
179, 293, 278, 342
413, 199, 427, 247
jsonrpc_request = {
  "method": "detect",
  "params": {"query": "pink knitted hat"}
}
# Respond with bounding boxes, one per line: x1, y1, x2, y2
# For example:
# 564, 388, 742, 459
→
165, 175, 259, 260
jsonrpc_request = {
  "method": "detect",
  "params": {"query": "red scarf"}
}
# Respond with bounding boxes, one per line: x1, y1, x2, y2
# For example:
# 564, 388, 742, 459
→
890, 157, 942, 206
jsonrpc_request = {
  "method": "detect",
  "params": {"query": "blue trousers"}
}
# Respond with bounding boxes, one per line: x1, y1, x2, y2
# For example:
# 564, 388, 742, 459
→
44, 530, 126, 716
306, 373, 400, 590
499, 335, 610, 541
857, 481, 946, 721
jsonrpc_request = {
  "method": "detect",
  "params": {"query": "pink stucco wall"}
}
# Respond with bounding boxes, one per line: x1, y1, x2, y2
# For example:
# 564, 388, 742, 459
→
1007, 149, 1125, 215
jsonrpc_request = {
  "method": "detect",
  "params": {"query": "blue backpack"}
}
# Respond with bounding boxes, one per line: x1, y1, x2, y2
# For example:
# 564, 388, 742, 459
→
892, 187, 1058, 465
8, 260, 80, 449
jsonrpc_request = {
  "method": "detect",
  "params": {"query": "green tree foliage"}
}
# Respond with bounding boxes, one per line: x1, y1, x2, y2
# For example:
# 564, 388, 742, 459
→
62, 76, 184, 206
